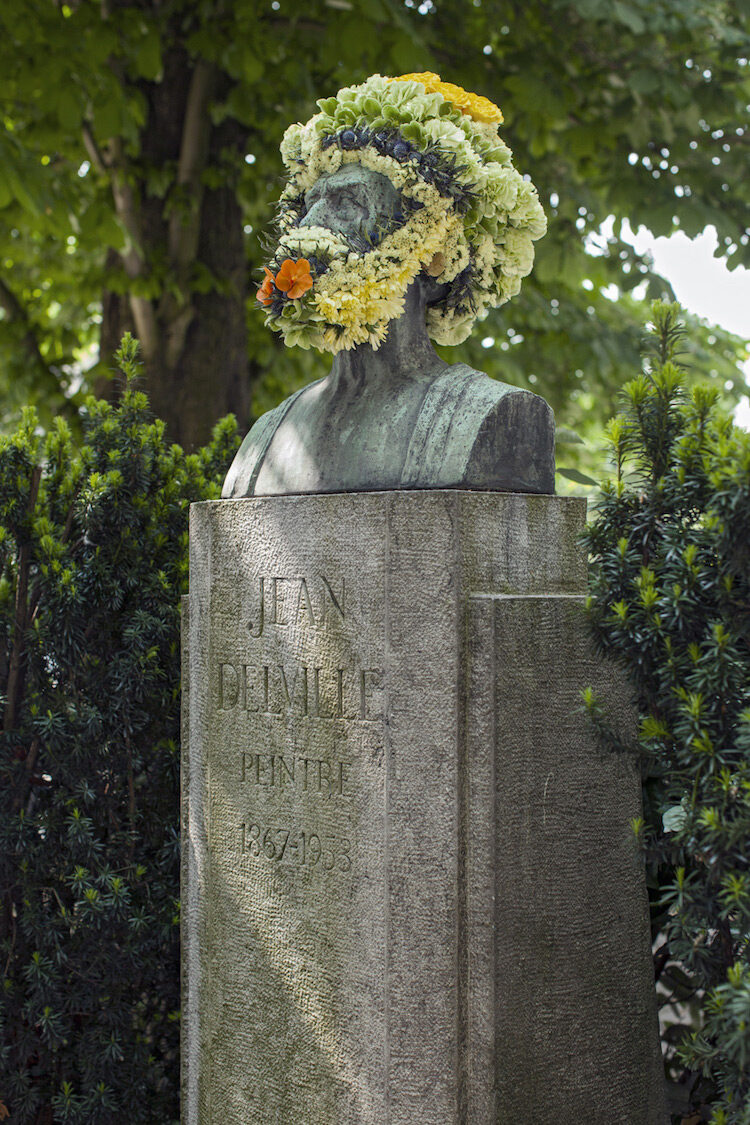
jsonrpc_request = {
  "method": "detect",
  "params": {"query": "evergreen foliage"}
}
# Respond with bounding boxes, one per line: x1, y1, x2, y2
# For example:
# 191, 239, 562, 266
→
584, 303, 750, 1123
0, 337, 239, 1123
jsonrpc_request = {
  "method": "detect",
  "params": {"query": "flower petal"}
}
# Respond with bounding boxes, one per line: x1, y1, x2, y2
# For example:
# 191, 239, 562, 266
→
276, 258, 312, 299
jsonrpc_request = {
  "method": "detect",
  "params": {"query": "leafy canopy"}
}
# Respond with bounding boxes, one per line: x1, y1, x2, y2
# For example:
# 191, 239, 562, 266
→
0, 0, 746, 450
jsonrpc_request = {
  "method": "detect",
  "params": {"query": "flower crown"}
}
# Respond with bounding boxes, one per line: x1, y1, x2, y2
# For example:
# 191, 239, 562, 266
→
258, 73, 546, 353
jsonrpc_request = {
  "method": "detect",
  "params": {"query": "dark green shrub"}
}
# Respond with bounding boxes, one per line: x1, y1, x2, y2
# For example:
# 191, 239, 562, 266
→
0, 337, 239, 1123
584, 303, 750, 1124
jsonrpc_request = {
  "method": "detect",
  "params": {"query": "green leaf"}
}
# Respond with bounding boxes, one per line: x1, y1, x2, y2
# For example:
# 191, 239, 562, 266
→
4, 165, 45, 214
612, 1, 645, 34
555, 427, 585, 445
0, 166, 14, 210
556, 466, 599, 486
91, 95, 126, 141
133, 28, 162, 81
243, 54, 263, 84
56, 88, 82, 131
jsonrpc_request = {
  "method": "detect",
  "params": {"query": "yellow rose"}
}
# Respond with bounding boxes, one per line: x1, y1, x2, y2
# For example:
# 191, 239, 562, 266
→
389, 72, 503, 124
390, 71, 443, 93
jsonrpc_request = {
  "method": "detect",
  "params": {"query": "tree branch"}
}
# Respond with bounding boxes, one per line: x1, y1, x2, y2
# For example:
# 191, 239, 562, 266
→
82, 120, 110, 175
163, 305, 195, 372
160, 58, 217, 368
13, 738, 39, 815
90, 22, 218, 370
103, 134, 161, 362
168, 58, 216, 274
107, 141, 146, 279
127, 296, 160, 365
84, 108, 161, 362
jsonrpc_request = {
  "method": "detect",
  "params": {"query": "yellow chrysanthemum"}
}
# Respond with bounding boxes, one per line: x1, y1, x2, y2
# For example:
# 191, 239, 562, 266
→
390, 72, 503, 124
392, 71, 443, 93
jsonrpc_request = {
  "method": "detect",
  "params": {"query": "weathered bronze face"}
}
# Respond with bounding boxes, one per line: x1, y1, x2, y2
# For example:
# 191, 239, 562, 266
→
299, 165, 400, 245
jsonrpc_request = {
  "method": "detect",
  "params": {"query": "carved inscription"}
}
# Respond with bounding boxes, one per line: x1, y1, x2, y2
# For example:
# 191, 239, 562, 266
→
217, 662, 383, 721
241, 823, 352, 873
214, 572, 377, 885
241, 752, 350, 798
247, 574, 345, 637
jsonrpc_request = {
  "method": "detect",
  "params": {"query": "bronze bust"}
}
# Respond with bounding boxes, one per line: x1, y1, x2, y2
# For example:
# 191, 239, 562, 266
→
223, 74, 553, 498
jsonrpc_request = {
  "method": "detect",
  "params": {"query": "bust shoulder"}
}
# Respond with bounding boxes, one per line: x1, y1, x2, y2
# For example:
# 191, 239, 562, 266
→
221, 364, 554, 498
221, 382, 321, 498
401, 364, 554, 493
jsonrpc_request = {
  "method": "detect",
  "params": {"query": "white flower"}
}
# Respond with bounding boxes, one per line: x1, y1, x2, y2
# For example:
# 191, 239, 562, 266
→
511, 180, 547, 238
483, 164, 521, 215
428, 307, 475, 344
473, 121, 504, 148
280, 123, 305, 166
422, 118, 472, 153
499, 227, 535, 276
278, 225, 349, 262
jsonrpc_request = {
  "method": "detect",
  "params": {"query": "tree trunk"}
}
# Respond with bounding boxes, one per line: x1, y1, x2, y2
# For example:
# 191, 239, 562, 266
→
98, 47, 252, 449
142, 116, 252, 448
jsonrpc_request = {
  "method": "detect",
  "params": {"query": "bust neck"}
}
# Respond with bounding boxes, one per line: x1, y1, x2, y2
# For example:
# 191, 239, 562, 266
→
328, 278, 448, 394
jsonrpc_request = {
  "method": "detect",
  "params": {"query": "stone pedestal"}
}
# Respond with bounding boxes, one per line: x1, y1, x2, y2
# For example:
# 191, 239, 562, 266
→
182, 491, 666, 1124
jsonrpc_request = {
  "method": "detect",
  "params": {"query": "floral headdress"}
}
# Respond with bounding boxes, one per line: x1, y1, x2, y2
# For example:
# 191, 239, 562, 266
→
258, 73, 546, 353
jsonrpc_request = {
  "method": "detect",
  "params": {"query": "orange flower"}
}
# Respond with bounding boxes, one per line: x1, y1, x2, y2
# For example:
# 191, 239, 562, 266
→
275, 258, 313, 299
257, 266, 276, 306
